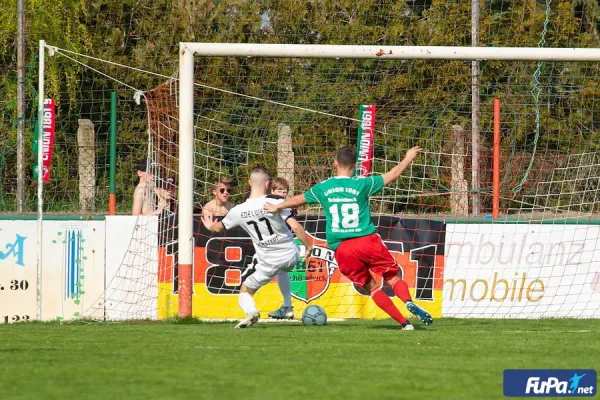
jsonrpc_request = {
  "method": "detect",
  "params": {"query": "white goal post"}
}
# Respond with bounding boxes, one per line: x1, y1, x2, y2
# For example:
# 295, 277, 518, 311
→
177, 42, 600, 317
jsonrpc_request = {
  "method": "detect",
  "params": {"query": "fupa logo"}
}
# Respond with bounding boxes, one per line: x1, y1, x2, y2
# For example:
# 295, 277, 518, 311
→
504, 369, 597, 397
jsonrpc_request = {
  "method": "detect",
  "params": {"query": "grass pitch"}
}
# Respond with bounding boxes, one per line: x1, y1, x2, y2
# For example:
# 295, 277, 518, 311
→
1, 318, 598, 400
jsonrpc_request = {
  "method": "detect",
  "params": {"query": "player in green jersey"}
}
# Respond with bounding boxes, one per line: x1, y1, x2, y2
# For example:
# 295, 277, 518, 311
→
265, 146, 432, 330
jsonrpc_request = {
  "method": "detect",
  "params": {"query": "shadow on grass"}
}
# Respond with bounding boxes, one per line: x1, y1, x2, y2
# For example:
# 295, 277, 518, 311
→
0, 317, 234, 327
369, 324, 432, 331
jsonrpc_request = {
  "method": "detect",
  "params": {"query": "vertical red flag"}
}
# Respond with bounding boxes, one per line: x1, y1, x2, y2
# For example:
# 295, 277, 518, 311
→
356, 104, 376, 177
41, 99, 56, 182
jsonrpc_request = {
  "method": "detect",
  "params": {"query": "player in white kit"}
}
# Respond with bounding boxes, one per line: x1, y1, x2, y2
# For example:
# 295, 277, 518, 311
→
201, 166, 312, 328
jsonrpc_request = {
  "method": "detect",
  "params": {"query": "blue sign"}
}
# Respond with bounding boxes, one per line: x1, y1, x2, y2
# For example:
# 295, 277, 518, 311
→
64, 229, 82, 300
0, 230, 26, 267
504, 369, 597, 397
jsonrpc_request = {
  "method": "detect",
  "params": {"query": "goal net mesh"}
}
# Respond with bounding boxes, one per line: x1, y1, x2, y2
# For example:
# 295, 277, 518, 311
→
96, 54, 600, 321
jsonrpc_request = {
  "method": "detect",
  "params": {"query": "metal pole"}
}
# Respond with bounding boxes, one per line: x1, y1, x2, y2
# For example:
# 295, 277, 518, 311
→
493, 99, 501, 219
16, 0, 25, 212
178, 43, 194, 318
109, 91, 117, 215
471, 0, 480, 216
36, 40, 45, 321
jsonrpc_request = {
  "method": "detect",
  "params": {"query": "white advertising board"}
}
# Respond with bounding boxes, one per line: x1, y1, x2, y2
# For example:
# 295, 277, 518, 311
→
443, 224, 600, 318
0, 220, 105, 323
4, 218, 599, 321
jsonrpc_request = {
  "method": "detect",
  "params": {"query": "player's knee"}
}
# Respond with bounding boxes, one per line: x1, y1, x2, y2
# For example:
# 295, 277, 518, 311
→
240, 283, 257, 296
363, 278, 379, 293
386, 276, 399, 286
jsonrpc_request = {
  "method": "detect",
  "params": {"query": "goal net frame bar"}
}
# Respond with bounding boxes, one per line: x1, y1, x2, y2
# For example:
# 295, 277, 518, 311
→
177, 42, 600, 317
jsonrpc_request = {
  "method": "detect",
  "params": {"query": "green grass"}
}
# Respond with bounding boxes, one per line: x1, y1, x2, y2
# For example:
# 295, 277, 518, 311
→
1, 319, 598, 400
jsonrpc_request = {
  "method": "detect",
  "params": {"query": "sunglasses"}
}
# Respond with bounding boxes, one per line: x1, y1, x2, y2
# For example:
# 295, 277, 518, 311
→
219, 188, 231, 194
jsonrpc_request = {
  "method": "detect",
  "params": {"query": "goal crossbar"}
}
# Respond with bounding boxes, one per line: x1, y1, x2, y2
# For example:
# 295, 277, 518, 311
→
182, 42, 600, 61
177, 42, 600, 318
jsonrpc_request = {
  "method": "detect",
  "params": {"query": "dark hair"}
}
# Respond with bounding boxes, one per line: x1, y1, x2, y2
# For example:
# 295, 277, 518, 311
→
336, 146, 356, 168
137, 158, 156, 172
251, 165, 271, 179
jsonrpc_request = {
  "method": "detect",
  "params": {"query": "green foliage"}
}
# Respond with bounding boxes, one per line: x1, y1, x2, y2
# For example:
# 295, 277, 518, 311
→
0, 0, 598, 213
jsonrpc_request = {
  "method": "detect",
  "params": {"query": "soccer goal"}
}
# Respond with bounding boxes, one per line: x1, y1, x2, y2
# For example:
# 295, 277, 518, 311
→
104, 43, 600, 321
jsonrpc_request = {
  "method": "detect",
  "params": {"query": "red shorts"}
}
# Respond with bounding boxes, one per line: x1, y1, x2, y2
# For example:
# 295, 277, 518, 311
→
334, 233, 399, 287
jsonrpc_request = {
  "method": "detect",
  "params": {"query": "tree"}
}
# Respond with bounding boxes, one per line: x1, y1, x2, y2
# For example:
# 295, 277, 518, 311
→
0, 0, 597, 213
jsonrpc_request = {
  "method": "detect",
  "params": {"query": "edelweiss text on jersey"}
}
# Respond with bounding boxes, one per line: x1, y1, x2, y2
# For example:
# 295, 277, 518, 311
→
240, 208, 265, 219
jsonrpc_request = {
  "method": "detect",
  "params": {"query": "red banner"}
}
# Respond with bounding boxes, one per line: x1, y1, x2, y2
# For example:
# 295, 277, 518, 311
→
41, 99, 56, 182
356, 104, 376, 177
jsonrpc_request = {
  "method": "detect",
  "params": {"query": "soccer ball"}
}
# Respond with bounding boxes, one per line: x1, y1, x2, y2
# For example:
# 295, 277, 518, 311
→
302, 305, 327, 326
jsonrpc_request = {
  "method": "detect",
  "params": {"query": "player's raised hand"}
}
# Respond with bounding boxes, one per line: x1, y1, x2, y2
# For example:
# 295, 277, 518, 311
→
201, 213, 215, 230
403, 146, 422, 163
264, 202, 279, 213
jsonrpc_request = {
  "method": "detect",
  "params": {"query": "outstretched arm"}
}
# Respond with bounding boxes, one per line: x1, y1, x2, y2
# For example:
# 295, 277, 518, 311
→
265, 193, 307, 213
286, 217, 313, 260
382, 146, 422, 186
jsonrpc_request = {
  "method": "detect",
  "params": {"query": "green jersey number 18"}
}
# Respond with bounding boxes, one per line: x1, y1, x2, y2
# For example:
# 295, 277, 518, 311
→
304, 175, 385, 250
329, 203, 360, 229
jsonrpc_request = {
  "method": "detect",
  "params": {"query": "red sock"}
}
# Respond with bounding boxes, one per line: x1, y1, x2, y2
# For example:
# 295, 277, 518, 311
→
370, 288, 408, 326
391, 279, 413, 303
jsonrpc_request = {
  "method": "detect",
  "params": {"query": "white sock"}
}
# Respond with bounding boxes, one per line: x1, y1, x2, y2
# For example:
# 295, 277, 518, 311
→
277, 272, 293, 308
238, 292, 257, 315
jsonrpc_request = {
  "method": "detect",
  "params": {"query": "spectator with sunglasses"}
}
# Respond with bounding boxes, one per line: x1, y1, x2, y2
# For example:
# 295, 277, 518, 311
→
202, 177, 235, 218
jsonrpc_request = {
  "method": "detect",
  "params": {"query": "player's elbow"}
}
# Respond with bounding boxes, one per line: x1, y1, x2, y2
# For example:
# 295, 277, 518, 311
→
383, 170, 403, 186
382, 174, 395, 186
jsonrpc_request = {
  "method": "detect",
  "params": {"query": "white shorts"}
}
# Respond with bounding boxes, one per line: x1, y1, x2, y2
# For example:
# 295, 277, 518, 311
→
244, 248, 299, 291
